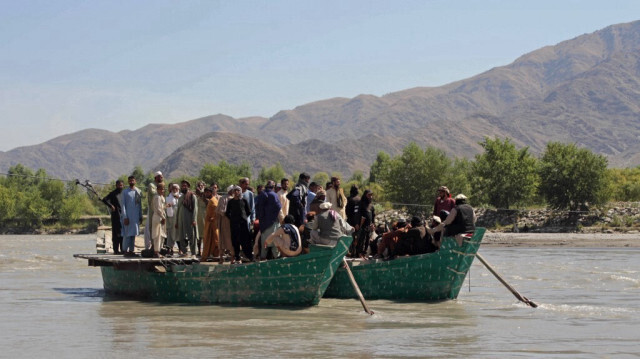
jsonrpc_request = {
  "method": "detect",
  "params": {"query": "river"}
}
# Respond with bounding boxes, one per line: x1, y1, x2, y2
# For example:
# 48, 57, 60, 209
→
1, 234, 638, 358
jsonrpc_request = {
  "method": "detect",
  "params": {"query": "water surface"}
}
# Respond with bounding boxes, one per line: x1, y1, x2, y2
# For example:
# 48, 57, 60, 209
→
1, 235, 638, 358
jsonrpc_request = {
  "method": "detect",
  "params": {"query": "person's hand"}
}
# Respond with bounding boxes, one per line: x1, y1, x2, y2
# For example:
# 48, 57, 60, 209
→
161, 218, 166, 225
192, 221, 197, 227
123, 218, 129, 225
110, 205, 115, 213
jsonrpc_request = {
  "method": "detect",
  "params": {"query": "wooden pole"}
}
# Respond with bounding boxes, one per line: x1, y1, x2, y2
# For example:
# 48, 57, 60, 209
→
342, 258, 374, 315
475, 253, 538, 308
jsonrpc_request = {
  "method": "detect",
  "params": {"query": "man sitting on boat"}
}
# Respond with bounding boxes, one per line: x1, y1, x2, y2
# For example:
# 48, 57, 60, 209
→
264, 215, 302, 257
309, 202, 353, 246
429, 194, 476, 246
374, 218, 408, 259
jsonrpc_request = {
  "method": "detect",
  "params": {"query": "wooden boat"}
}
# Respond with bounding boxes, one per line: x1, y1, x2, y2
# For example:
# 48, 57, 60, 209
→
74, 236, 352, 306
323, 228, 485, 301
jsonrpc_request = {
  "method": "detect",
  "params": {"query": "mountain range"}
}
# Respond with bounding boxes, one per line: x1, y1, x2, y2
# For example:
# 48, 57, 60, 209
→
2, 20, 640, 183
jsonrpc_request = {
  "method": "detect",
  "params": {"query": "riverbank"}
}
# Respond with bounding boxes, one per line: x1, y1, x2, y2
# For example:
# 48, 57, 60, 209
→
482, 231, 640, 248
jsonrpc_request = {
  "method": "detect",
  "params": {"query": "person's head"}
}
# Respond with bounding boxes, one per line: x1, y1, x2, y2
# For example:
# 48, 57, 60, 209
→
325, 182, 333, 191
180, 180, 191, 193
127, 175, 136, 187
284, 214, 295, 224
396, 218, 407, 229
280, 178, 289, 191
204, 186, 213, 199
157, 182, 165, 195
454, 194, 468, 205
256, 184, 264, 194
299, 172, 310, 185
349, 184, 359, 197
115, 179, 124, 192
233, 185, 243, 198
239, 177, 250, 191
315, 189, 326, 201
265, 180, 276, 191
210, 182, 218, 195
170, 183, 180, 194
196, 180, 205, 191
331, 176, 341, 189
226, 185, 234, 195
319, 202, 331, 212
430, 216, 442, 227
309, 182, 318, 193
438, 186, 450, 199
154, 171, 163, 184
410, 216, 422, 228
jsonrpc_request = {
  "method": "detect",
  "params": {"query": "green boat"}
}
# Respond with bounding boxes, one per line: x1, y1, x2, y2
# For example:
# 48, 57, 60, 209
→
74, 236, 352, 306
323, 228, 485, 301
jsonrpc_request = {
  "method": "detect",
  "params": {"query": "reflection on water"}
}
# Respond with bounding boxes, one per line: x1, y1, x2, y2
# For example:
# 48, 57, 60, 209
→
1, 235, 639, 358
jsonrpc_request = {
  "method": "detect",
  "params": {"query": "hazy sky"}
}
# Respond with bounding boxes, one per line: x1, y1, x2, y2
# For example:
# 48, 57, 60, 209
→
1, 0, 639, 151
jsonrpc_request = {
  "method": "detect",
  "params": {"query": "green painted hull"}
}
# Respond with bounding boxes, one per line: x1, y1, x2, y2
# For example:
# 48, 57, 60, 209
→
324, 228, 485, 301
98, 236, 351, 306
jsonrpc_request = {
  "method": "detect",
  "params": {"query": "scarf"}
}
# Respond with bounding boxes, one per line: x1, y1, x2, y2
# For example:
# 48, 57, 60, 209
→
282, 223, 300, 252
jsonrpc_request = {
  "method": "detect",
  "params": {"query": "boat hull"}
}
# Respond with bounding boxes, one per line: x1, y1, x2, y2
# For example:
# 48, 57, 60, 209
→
324, 228, 485, 301
92, 237, 352, 306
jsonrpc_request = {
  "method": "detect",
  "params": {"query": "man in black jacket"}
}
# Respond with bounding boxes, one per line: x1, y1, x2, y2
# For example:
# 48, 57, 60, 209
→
101, 180, 124, 254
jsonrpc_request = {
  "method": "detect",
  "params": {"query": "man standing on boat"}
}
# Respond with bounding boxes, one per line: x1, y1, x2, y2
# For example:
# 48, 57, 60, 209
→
120, 175, 143, 257
287, 172, 310, 226
256, 180, 282, 260
101, 179, 124, 254
433, 186, 455, 217
175, 180, 199, 257
164, 183, 180, 255
326, 176, 347, 219
144, 171, 163, 250
239, 178, 255, 230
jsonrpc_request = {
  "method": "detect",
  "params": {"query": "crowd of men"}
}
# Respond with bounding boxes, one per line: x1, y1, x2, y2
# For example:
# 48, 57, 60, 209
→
102, 171, 477, 262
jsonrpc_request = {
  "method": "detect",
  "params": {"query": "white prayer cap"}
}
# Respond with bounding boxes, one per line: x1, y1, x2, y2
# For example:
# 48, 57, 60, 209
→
154, 171, 163, 177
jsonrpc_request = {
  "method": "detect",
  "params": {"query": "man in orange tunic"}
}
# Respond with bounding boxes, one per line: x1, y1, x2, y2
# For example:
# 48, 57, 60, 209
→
201, 187, 220, 261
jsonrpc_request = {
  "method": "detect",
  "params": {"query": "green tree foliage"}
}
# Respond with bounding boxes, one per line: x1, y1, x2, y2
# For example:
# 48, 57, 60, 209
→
0, 185, 17, 221
471, 137, 538, 209
445, 158, 473, 198
257, 163, 287, 186
199, 160, 252, 190
538, 142, 609, 210
368, 151, 391, 184
608, 167, 640, 201
311, 172, 329, 188
377, 143, 451, 214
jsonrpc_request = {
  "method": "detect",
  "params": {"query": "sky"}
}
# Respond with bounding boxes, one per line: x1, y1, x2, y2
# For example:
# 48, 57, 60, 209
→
1, 0, 639, 151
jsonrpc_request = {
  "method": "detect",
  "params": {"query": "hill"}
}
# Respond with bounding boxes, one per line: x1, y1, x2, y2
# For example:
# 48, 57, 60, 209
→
2, 20, 640, 182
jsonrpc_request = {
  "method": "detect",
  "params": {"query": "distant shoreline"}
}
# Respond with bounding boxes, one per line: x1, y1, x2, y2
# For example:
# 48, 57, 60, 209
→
482, 231, 640, 248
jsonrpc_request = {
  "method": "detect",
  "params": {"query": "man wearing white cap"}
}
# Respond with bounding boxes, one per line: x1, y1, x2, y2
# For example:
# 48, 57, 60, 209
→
144, 171, 164, 250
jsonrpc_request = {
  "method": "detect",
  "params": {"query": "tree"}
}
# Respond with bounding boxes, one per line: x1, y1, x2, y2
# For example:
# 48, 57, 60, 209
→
0, 185, 17, 222
199, 160, 252, 189
378, 143, 451, 215
539, 142, 609, 210
311, 172, 329, 188
368, 151, 391, 184
471, 137, 538, 209
608, 167, 640, 201
445, 158, 473, 198
257, 163, 287, 186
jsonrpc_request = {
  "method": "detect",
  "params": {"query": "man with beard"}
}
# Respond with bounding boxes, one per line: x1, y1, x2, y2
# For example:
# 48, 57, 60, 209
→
121, 175, 143, 257
101, 179, 124, 254
326, 176, 347, 219
144, 171, 164, 250
174, 180, 199, 258
164, 183, 180, 255
287, 172, 310, 226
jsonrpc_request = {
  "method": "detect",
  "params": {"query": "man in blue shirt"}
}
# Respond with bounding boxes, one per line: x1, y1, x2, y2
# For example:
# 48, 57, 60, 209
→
256, 180, 282, 260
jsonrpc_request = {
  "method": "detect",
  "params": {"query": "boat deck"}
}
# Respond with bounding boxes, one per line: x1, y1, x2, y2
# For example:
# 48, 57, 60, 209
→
74, 253, 201, 267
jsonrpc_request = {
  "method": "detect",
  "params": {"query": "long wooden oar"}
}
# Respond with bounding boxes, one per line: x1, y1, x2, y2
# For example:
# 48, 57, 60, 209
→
475, 253, 538, 308
342, 258, 374, 315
